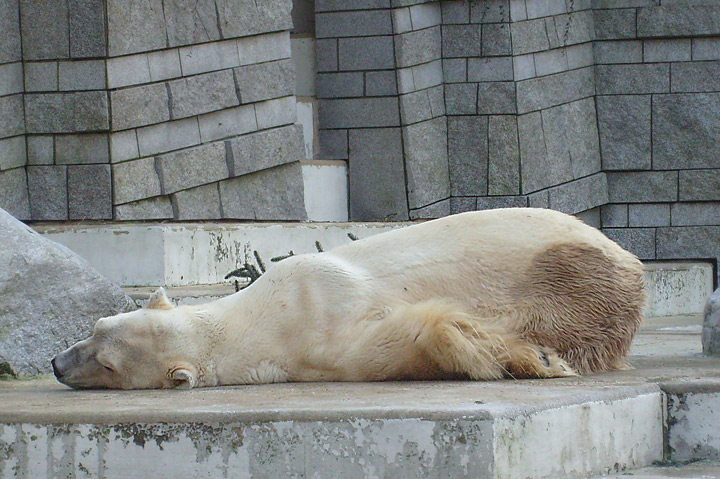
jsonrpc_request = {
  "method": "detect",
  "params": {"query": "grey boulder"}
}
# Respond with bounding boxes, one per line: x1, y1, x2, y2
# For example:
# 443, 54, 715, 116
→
703, 287, 720, 356
0, 207, 136, 376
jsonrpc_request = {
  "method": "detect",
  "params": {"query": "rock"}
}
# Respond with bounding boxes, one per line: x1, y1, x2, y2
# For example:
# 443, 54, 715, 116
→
0, 207, 135, 376
703, 288, 720, 356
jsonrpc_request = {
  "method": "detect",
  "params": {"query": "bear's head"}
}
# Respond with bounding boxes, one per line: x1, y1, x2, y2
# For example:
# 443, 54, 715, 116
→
52, 288, 202, 390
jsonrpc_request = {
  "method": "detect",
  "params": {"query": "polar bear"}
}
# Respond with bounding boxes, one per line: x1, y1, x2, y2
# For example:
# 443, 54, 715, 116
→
52, 208, 646, 390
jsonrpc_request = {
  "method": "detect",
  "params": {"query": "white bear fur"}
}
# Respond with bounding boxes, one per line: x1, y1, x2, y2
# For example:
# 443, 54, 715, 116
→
52, 208, 646, 389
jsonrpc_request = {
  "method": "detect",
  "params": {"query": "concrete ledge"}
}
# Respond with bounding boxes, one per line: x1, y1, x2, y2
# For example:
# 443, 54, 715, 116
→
644, 261, 714, 318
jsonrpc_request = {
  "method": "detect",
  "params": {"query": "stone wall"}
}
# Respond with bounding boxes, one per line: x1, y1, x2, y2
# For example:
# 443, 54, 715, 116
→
0, 0, 28, 220
594, 1, 720, 280
1, 0, 307, 222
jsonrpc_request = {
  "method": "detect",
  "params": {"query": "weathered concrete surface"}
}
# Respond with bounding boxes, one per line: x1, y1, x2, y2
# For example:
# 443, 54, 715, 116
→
1, 315, 718, 479
644, 262, 713, 318
703, 288, 720, 355
0, 208, 135, 377
597, 461, 720, 478
664, 380, 720, 462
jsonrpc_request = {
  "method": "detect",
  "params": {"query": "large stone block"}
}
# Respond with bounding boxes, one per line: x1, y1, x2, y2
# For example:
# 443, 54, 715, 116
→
467, 57, 513, 82
0, 0, 21, 64
255, 96, 296, 130
679, 169, 720, 202
607, 171, 678, 203
316, 72, 364, 98
0, 95, 24, 139
316, 39, 338, 72
0, 63, 23, 97
219, 162, 307, 220
671, 62, 720, 93
24, 62, 58, 92
366, 71, 398, 96
59, 60, 106, 91
69, 0, 106, 58
27, 136, 54, 165
27, 165, 68, 220
114, 196, 174, 221
0, 207, 134, 375
235, 59, 295, 104
226, 124, 304, 177
445, 84, 478, 115
0, 136, 26, 171
593, 8, 636, 40
136, 118, 201, 157
172, 183, 223, 220
238, 31, 292, 67
410, 199, 450, 220
109, 131, 139, 163
112, 157, 163, 205
216, 0, 293, 39
107, 0, 167, 56
106, 54, 152, 89
653, 93, 720, 170
316, 0, 390, 10
399, 90, 434, 125
693, 37, 720, 61
451, 196, 476, 214
403, 118, 450, 209
547, 173, 607, 215
471, 0, 512, 23
178, 40, 239, 78
156, 142, 229, 195
68, 164, 112, 219
519, 111, 569, 194
441, 1, 470, 24
110, 83, 169, 131
517, 67, 594, 113
593, 40, 643, 64
442, 25, 483, 58
511, 18, 549, 55
395, 28, 441, 69
163, 0, 220, 47
488, 115, 520, 196
319, 97, 400, 128
670, 203, 720, 227
448, 116, 488, 196
644, 39, 691, 63
199, 104, 258, 142
637, 5, 720, 38
20, 0, 69, 60
0, 168, 30, 220
533, 48, 569, 77
443, 58, 467, 83
55, 133, 109, 165
546, 10, 594, 48
169, 70, 239, 119
541, 97, 600, 180
316, 10, 392, 38
477, 82, 516, 114
656, 226, 720, 262
601, 204, 628, 228
337, 36, 395, 72
318, 129, 348, 160
596, 63, 670, 95
482, 23, 512, 56
476, 195, 528, 210
25, 92, 109, 134
348, 128, 408, 221
148, 50, 183, 82
629, 203, 671, 227
597, 95, 651, 170
602, 228, 656, 260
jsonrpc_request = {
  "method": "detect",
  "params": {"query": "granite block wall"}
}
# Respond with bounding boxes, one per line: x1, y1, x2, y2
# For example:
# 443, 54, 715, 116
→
0, 0, 28, 219
4, 0, 306, 221
595, 1, 720, 280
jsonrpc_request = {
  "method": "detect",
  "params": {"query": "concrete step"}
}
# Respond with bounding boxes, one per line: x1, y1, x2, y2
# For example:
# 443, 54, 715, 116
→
1, 316, 719, 479
596, 462, 720, 478
36, 222, 715, 317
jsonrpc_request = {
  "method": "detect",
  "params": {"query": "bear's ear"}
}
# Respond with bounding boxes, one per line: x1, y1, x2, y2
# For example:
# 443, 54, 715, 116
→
170, 368, 196, 389
147, 287, 174, 310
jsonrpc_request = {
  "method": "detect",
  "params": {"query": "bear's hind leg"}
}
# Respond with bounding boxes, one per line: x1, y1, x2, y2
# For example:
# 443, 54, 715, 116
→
414, 301, 577, 379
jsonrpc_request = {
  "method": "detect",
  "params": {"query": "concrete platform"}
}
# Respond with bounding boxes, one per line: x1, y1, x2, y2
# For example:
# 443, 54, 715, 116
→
1, 315, 719, 479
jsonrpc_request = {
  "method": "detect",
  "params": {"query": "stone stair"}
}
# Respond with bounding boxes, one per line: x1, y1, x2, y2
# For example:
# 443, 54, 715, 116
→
1, 315, 719, 479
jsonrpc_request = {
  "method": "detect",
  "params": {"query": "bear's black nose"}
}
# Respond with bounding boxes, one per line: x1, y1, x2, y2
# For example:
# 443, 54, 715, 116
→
51, 357, 62, 379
